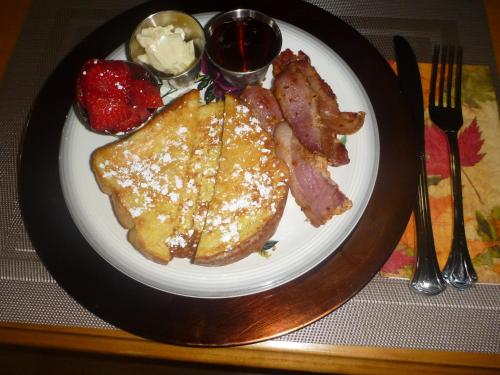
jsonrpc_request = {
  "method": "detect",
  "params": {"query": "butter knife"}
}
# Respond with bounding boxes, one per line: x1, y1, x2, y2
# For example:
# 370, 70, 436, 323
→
394, 36, 447, 295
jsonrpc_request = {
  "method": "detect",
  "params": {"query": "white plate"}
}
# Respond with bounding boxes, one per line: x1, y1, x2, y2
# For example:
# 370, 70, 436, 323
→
59, 14, 379, 299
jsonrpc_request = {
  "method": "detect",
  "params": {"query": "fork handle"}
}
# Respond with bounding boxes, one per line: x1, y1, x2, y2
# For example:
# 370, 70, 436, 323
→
410, 152, 447, 295
443, 131, 478, 289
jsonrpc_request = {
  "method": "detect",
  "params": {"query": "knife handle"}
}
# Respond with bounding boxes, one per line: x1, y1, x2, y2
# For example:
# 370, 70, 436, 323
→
410, 153, 447, 295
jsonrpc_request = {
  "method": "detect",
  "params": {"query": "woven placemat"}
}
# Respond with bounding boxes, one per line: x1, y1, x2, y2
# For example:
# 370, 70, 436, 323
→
1, 0, 499, 353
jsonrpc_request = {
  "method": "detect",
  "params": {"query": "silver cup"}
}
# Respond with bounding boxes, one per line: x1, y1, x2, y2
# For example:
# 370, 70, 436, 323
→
127, 11, 206, 89
204, 9, 282, 88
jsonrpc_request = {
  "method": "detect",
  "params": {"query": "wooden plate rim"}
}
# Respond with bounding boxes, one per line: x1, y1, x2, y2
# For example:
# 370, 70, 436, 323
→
18, 0, 418, 346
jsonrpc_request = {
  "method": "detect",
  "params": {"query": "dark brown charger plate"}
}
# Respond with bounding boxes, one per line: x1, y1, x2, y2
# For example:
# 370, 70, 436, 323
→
18, 0, 417, 346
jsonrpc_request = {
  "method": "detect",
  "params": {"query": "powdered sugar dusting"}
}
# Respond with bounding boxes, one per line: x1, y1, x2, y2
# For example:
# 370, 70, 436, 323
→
198, 97, 289, 256
166, 234, 187, 248
96, 117, 195, 219
221, 222, 239, 243
221, 195, 254, 212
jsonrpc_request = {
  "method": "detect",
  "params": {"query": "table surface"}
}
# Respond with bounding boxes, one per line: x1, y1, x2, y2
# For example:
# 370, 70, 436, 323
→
1, 1, 499, 374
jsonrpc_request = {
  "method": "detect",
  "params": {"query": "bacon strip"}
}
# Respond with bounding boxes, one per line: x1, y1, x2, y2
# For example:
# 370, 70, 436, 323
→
239, 85, 284, 134
240, 85, 352, 226
274, 122, 352, 227
272, 49, 365, 166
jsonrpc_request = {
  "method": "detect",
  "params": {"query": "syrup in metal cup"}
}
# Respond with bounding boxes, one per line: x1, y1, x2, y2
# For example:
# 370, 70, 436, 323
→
204, 9, 282, 88
127, 10, 206, 89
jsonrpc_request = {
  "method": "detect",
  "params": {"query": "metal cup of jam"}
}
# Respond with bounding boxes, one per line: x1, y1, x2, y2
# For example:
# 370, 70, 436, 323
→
204, 9, 282, 88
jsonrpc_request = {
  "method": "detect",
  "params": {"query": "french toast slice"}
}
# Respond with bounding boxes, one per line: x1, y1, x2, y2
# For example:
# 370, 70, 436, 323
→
194, 95, 290, 266
169, 101, 224, 258
91, 90, 201, 263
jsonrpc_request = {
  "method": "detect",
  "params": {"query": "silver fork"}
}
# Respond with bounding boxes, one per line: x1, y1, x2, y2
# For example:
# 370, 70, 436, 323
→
429, 45, 478, 289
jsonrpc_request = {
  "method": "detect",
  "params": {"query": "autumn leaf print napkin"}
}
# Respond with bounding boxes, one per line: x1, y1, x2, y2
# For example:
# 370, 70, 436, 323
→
381, 63, 500, 283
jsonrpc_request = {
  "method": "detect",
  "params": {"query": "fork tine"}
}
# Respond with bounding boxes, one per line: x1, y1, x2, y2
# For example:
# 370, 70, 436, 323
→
429, 45, 439, 108
455, 46, 463, 110
447, 46, 455, 108
438, 45, 448, 107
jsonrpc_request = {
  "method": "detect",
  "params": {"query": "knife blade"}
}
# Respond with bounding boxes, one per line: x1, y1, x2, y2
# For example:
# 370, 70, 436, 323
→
394, 36, 425, 153
394, 35, 446, 295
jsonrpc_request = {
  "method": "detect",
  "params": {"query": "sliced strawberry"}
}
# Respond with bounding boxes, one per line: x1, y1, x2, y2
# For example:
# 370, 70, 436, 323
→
80, 59, 132, 101
110, 105, 152, 133
76, 74, 86, 109
130, 79, 163, 109
134, 104, 152, 122
85, 94, 132, 132
76, 59, 163, 134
